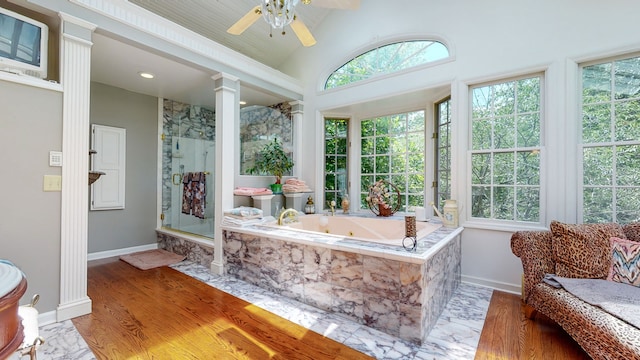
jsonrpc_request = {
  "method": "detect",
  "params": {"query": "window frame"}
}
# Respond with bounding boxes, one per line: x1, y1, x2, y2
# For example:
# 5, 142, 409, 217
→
578, 54, 640, 224
434, 96, 452, 209
357, 110, 427, 213
467, 73, 546, 226
323, 117, 350, 210
322, 39, 452, 92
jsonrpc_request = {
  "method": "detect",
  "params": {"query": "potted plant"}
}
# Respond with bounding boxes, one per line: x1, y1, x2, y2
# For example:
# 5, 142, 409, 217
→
247, 138, 294, 194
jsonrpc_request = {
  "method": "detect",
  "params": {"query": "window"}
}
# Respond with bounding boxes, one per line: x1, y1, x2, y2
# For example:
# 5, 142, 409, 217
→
470, 76, 542, 222
435, 97, 452, 208
325, 40, 449, 90
360, 111, 425, 212
581, 56, 640, 223
324, 118, 349, 208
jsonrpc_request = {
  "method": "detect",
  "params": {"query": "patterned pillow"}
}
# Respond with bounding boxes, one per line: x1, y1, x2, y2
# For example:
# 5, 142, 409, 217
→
550, 221, 626, 279
623, 222, 640, 242
608, 237, 640, 287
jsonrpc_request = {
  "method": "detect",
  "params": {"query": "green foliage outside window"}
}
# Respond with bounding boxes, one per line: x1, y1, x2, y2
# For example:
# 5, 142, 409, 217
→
582, 56, 640, 223
325, 40, 449, 90
360, 111, 425, 212
470, 76, 542, 222
324, 119, 349, 208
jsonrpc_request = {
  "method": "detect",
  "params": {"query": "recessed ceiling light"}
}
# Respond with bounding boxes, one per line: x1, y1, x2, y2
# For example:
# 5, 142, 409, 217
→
138, 72, 155, 79
239, 101, 247, 105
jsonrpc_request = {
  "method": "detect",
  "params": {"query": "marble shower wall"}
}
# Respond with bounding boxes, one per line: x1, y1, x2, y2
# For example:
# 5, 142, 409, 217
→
239, 102, 293, 175
223, 230, 461, 344
161, 99, 216, 227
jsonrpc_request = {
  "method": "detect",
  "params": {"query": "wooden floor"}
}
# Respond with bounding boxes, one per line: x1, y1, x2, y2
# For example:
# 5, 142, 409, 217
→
475, 291, 590, 360
72, 258, 372, 360
73, 258, 591, 359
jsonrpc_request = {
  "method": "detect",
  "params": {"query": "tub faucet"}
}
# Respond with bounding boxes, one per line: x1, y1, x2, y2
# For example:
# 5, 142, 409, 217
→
278, 208, 299, 226
327, 200, 336, 216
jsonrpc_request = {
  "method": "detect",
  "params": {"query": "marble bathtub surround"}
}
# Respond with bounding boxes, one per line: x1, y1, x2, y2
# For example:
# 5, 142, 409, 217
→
156, 229, 214, 268
222, 220, 462, 344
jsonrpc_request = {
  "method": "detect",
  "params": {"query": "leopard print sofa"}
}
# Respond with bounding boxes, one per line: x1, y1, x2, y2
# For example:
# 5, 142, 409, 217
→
511, 224, 640, 360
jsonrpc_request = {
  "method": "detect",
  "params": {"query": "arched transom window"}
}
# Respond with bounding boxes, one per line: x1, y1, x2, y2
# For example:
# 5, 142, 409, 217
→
324, 40, 449, 90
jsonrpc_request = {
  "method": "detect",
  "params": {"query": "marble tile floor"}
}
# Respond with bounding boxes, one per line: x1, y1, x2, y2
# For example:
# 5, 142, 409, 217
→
21, 260, 493, 360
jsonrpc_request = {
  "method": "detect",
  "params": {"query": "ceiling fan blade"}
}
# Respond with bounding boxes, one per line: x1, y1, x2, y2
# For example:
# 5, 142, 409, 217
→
227, 6, 262, 35
290, 18, 317, 47
306, 0, 360, 10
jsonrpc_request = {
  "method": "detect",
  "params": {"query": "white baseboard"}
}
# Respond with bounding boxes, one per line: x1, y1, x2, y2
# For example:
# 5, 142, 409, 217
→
37, 310, 57, 326
88, 243, 159, 261
56, 297, 92, 321
462, 274, 521, 295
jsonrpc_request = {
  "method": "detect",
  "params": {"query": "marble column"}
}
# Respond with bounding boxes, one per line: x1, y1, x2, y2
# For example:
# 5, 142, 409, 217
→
57, 12, 96, 321
211, 73, 239, 274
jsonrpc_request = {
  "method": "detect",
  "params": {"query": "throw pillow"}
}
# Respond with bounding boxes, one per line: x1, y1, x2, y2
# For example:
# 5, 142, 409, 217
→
550, 221, 626, 279
607, 236, 640, 287
623, 222, 640, 242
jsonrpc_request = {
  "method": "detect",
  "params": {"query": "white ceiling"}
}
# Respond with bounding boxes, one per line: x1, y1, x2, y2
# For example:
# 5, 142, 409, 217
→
90, 0, 444, 114
127, 0, 334, 69
91, 32, 286, 109
90, 0, 348, 109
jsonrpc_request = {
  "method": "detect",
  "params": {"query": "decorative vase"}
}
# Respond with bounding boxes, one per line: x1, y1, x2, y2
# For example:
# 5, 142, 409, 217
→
378, 205, 392, 217
270, 183, 283, 194
341, 194, 350, 213
367, 179, 401, 216
443, 199, 459, 227
304, 196, 315, 214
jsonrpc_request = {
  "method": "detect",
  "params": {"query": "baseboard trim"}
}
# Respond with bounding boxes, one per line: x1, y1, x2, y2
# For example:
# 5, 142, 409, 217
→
56, 297, 92, 321
37, 310, 57, 326
462, 274, 521, 295
88, 243, 159, 261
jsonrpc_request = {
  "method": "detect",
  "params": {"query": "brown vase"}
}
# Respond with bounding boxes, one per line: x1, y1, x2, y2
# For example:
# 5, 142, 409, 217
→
378, 206, 392, 217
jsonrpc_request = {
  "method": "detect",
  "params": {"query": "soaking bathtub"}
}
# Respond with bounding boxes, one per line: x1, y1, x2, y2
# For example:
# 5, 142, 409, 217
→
277, 214, 442, 246
222, 213, 462, 344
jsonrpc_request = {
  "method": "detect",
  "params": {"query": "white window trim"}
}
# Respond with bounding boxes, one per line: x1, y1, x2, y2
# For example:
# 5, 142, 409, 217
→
464, 73, 546, 228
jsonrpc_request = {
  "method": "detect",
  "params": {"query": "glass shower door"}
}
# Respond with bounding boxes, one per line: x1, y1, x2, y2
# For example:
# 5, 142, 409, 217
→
161, 99, 216, 239
169, 137, 215, 237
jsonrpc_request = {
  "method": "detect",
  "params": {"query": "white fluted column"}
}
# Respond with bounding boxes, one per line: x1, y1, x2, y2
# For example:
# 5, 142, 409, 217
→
289, 101, 304, 179
57, 13, 96, 321
211, 73, 239, 274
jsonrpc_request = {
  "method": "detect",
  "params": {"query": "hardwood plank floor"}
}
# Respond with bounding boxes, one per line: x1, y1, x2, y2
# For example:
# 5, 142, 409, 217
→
72, 258, 372, 360
73, 258, 592, 359
475, 290, 590, 360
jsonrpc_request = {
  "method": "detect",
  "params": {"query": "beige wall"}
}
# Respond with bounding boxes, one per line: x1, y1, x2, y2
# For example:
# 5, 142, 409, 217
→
0, 79, 63, 312
88, 82, 158, 253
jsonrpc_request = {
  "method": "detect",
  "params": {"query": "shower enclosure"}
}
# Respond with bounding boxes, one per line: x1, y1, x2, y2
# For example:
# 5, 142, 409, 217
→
161, 99, 216, 238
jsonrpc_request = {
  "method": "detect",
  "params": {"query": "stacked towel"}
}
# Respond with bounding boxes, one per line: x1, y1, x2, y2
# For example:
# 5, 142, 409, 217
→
221, 215, 275, 227
282, 178, 312, 193
224, 206, 263, 219
233, 187, 273, 196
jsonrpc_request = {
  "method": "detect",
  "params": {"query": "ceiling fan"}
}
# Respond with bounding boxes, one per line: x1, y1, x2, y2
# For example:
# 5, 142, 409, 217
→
227, 0, 360, 47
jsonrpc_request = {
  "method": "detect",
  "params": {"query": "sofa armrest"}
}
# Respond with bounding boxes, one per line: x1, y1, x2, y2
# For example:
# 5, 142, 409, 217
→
510, 230, 555, 302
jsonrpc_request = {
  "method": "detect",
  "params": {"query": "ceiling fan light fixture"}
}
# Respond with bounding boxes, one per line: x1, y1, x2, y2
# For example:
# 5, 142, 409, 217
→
261, 0, 299, 30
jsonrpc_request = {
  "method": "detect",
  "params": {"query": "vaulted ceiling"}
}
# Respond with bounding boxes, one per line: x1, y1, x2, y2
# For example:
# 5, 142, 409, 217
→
87, 0, 362, 108
127, 0, 337, 69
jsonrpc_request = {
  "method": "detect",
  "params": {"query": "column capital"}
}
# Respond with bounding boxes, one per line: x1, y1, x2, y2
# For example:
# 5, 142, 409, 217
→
212, 72, 239, 92
289, 100, 304, 114
59, 12, 96, 43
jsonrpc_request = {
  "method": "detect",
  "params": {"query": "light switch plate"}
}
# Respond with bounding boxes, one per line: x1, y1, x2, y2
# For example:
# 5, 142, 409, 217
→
43, 175, 62, 191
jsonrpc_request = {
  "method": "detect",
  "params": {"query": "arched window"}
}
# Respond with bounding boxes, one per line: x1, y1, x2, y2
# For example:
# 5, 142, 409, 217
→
324, 40, 449, 90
